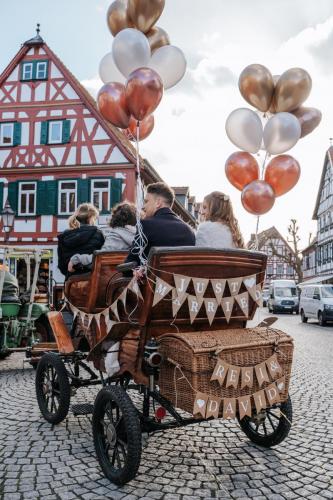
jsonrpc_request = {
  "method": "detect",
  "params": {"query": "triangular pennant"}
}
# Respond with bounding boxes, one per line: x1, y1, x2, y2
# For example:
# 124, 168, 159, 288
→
252, 389, 267, 413
227, 277, 243, 296
193, 392, 208, 418
187, 295, 203, 323
243, 274, 257, 295
240, 366, 254, 389
235, 291, 249, 317
204, 298, 218, 325
118, 289, 128, 308
152, 277, 173, 307
226, 365, 241, 388
255, 361, 270, 387
71, 306, 79, 321
211, 279, 226, 302
238, 395, 252, 420
206, 396, 221, 419
127, 278, 143, 300
192, 278, 209, 300
172, 288, 188, 317
248, 283, 263, 306
210, 360, 229, 386
265, 382, 281, 405
221, 296, 234, 323
173, 274, 191, 300
95, 313, 101, 330
110, 300, 120, 321
223, 398, 236, 419
266, 353, 283, 380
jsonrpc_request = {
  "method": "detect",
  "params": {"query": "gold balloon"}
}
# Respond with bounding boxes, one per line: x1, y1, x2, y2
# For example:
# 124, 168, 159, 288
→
128, 0, 165, 33
238, 64, 274, 112
274, 68, 312, 113
146, 26, 170, 53
268, 75, 280, 113
107, 0, 134, 36
292, 106, 322, 138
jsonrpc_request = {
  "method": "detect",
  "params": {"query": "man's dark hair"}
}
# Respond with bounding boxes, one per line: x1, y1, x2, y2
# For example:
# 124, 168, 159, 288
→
110, 202, 136, 228
147, 182, 175, 206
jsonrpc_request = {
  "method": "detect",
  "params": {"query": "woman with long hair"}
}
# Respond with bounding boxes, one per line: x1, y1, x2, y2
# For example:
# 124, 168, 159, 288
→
196, 191, 244, 248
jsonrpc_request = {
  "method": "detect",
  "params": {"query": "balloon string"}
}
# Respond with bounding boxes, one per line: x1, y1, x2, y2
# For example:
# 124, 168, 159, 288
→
254, 150, 269, 251
260, 150, 269, 179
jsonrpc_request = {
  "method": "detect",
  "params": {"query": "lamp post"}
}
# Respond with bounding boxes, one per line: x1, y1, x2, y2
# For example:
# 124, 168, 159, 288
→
1, 200, 15, 242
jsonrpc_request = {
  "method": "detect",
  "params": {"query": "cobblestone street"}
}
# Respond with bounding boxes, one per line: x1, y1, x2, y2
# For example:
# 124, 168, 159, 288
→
1, 310, 333, 500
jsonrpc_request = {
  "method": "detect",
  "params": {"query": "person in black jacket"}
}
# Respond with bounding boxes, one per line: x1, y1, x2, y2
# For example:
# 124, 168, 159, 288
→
57, 203, 105, 279
125, 182, 195, 268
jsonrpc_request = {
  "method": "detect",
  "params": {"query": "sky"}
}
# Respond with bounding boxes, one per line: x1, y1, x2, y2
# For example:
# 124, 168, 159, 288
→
1, 0, 333, 248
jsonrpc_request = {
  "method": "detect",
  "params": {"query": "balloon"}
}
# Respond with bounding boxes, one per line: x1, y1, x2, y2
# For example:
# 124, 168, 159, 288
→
225, 108, 263, 154
146, 26, 170, 53
112, 28, 151, 78
128, 0, 165, 33
99, 52, 125, 84
126, 115, 155, 141
148, 45, 186, 89
106, 0, 134, 36
241, 180, 275, 215
292, 107, 322, 138
274, 68, 312, 112
264, 154, 301, 196
268, 75, 280, 113
97, 82, 130, 129
263, 112, 301, 155
126, 67, 163, 121
225, 151, 259, 191
238, 64, 274, 112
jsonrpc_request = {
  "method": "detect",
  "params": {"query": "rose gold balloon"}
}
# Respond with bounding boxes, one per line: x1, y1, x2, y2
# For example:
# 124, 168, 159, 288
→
264, 154, 300, 196
107, 0, 134, 36
126, 67, 163, 121
241, 180, 275, 215
97, 82, 130, 129
274, 68, 312, 113
292, 106, 322, 138
268, 74, 280, 113
128, 0, 165, 33
225, 151, 260, 191
238, 64, 274, 112
146, 26, 170, 53
126, 114, 155, 141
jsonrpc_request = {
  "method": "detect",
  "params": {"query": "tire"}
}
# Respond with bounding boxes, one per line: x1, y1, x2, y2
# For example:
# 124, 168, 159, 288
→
34, 315, 54, 343
35, 353, 71, 424
318, 311, 326, 326
238, 395, 292, 448
93, 386, 142, 485
300, 309, 308, 323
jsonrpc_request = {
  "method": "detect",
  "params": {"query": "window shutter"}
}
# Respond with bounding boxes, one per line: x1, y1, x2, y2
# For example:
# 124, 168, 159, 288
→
62, 120, 71, 144
40, 121, 48, 145
7, 182, 18, 213
0, 182, 3, 210
110, 177, 122, 208
37, 180, 57, 215
13, 122, 22, 146
77, 179, 90, 205
32, 61, 37, 80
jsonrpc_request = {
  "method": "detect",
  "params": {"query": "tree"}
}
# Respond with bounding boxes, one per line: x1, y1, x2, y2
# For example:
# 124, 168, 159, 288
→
269, 219, 303, 282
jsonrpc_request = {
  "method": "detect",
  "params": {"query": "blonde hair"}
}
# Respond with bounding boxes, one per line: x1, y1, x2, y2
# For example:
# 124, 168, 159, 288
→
203, 191, 244, 248
68, 203, 99, 229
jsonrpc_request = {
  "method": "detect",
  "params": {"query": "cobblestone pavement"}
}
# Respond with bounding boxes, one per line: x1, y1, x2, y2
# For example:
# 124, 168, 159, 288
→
0, 310, 333, 500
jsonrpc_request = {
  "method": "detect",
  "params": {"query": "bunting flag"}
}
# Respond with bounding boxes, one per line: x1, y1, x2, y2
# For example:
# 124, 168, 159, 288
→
241, 366, 254, 389
276, 376, 286, 393
227, 277, 243, 296
238, 395, 252, 420
221, 296, 234, 323
223, 398, 236, 419
265, 382, 280, 405
204, 298, 218, 325
127, 278, 143, 300
206, 396, 222, 418
211, 279, 226, 303
243, 274, 256, 295
174, 274, 191, 300
172, 288, 188, 316
253, 389, 267, 413
192, 278, 209, 300
255, 361, 270, 386
193, 392, 208, 418
118, 288, 128, 308
226, 365, 241, 388
110, 300, 120, 321
235, 291, 249, 317
152, 277, 173, 306
188, 295, 203, 323
266, 354, 283, 379
210, 360, 229, 386
254, 284, 264, 307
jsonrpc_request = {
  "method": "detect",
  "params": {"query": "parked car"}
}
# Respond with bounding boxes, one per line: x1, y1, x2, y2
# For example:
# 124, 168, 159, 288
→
299, 284, 333, 326
267, 279, 299, 314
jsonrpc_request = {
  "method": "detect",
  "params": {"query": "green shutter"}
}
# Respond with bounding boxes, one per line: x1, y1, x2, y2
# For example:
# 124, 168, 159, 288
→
0, 182, 3, 210
7, 182, 18, 213
36, 180, 57, 215
40, 121, 48, 145
77, 179, 90, 205
62, 120, 71, 143
110, 177, 122, 208
13, 122, 22, 146
32, 61, 37, 80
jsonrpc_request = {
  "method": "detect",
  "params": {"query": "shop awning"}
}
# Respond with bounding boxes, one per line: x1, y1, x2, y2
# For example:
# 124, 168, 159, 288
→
298, 274, 333, 286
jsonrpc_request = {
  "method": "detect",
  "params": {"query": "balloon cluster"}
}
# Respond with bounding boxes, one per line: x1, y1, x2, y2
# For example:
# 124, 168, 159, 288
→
98, 0, 187, 141
225, 64, 321, 216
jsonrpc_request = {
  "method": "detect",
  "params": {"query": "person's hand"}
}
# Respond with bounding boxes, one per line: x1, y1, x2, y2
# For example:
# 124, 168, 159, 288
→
68, 261, 74, 273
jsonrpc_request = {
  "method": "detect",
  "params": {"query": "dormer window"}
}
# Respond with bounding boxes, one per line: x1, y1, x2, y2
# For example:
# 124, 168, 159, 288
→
36, 61, 48, 79
22, 62, 33, 80
20, 60, 49, 81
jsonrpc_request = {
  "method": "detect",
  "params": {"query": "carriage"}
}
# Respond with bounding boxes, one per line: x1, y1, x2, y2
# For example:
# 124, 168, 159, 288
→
33, 247, 294, 485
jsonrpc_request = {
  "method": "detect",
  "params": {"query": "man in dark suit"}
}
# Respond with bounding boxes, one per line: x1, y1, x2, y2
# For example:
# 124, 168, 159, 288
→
125, 182, 195, 267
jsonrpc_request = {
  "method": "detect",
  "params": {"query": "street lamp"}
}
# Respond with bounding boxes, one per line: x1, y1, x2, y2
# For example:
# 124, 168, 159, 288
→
1, 199, 15, 242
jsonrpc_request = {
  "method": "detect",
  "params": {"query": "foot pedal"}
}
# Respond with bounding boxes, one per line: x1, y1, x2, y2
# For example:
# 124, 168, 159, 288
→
71, 403, 94, 416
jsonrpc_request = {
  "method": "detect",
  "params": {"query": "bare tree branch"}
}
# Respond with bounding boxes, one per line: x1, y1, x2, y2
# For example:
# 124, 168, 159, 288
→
269, 219, 303, 282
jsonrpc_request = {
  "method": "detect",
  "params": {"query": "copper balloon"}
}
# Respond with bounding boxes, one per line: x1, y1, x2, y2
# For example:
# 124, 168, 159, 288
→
125, 67, 163, 121
238, 64, 275, 112
292, 106, 322, 138
146, 26, 170, 53
274, 68, 312, 113
107, 0, 134, 36
128, 0, 165, 33
127, 114, 155, 141
264, 154, 300, 197
97, 82, 130, 129
225, 151, 260, 191
241, 180, 275, 215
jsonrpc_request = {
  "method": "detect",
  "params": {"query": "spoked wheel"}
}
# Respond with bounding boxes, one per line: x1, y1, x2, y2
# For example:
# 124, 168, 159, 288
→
35, 353, 71, 424
238, 395, 292, 447
93, 386, 142, 485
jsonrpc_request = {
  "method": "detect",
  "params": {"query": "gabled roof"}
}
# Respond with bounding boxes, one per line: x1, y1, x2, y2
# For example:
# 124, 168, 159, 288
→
301, 235, 317, 255
312, 147, 333, 220
247, 226, 293, 253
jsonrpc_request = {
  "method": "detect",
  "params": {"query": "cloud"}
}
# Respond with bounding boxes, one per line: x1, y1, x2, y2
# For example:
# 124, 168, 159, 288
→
81, 76, 102, 98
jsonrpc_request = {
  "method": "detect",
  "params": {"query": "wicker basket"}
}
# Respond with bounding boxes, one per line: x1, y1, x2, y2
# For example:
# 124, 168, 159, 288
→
158, 327, 294, 416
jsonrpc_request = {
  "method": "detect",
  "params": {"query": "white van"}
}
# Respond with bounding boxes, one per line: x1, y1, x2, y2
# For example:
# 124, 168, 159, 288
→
267, 279, 299, 314
299, 284, 333, 326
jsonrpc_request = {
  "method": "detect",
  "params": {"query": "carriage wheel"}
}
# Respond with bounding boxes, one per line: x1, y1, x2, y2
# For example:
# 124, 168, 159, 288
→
92, 386, 142, 485
35, 353, 71, 424
237, 395, 292, 447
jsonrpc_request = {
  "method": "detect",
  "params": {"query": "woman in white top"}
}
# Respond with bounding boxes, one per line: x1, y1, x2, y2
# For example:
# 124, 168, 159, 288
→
196, 191, 244, 248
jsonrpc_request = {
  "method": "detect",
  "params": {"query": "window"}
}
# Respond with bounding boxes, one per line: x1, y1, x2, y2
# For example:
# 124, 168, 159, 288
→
41, 120, 71, 145
21, 60, 49, 81
277, 264, 284, 276
21, 62, 33, 80
48, 121, 63, 144
59, 181, 76, 215
0, 123, 14, 146
267, 265, 273, 275
19, 182, 36, 215
91, 179, 110, 212
36, 61, 48, 79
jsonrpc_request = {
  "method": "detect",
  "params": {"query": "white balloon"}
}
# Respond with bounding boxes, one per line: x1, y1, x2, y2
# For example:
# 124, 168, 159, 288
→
99, 52, 125, 84
263, 112, 301, 155
149, 45, 186, 89
112, 28, 151, 78
225, 108, 263, 153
